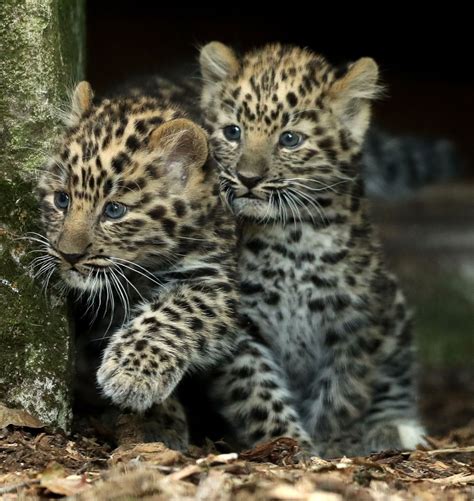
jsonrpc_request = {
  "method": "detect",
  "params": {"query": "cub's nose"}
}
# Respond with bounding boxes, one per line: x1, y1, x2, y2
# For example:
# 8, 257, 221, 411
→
59, 252, 85, 265
237, 172, 263, 189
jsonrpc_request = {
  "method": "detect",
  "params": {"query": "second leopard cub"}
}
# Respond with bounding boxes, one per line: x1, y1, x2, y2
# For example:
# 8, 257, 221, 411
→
36, 81, 238, 449
199, 42, 426, 456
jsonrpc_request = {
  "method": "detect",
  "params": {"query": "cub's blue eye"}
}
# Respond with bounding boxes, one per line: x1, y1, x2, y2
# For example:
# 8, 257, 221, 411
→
279, 131, 303, 149
104, 202, 127, 219
223, 124, 241, 141
54, 191, 70, 210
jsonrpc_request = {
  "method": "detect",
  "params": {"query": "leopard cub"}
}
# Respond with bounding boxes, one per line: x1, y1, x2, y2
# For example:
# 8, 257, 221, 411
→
36, 81, 239, 450
199, 42, 426, 457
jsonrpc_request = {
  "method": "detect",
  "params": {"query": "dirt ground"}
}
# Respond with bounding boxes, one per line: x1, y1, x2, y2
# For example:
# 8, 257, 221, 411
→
1, 370, 473, 500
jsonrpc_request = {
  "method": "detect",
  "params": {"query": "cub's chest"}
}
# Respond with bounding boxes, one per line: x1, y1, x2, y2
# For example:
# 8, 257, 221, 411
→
239, 224, 352, 359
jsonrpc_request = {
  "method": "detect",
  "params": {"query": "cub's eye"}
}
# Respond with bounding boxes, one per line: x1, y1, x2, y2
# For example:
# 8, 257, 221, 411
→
104, 202, 127, 220
279, 131, 303, 149
54, 191, 70, 210
223, 124, 241, 142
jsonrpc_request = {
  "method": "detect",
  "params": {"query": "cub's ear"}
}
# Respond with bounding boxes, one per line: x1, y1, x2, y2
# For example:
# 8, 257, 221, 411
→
200, 41, 240, 83
67, 81, 94, 126
329, 58, 382, 143
149, 118, 208, 184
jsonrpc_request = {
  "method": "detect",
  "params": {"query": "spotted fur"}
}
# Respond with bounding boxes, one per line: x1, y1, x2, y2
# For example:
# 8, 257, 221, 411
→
199, 42, 426, 457
35, 81, 239, 450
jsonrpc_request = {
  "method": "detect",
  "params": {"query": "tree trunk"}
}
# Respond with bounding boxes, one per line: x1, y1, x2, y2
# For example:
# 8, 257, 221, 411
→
0, 0, 85, 430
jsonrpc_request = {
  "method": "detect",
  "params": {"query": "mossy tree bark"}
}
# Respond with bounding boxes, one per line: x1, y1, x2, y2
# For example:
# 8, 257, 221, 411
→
0, 0, 85, 430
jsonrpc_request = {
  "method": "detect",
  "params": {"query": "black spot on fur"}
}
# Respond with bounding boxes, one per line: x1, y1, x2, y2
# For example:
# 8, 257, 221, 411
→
325, 329, 341, 346
320, 249, 348, 264
308, 298, 325, 312
232, 365, 255, 378
286, 92, 298, 107
310, 275, 338, 288
289, 229, 302, 242
135, 339, 148, 351
134, 119, 147, 134
241, 282, 264, 294
173, 200, 187, 217
161, 218, 176, 236
148, 206, 167, 219
232, 386, 251, 401
111, 152, 130, 174
126, 134, 140, 152
250, 407, 269, 422
103, 179, 113, 197
190, 317, 203, 331
264, 292, 280, 305
246, 239, 268, 255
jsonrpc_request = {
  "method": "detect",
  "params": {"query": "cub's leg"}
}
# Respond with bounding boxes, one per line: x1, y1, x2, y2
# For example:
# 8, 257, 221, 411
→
357, 312, 426, 455
320, 316, 426, 458
115, 397, 189, 452
209, 333, 317, 455
97, 280, 237, 413
354, 374, 426, 454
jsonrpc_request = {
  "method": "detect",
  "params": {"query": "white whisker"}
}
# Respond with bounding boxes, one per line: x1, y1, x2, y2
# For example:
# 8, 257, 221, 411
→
110, 257, 163, 288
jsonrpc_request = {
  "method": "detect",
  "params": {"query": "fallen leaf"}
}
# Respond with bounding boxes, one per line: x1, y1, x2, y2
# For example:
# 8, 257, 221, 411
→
0, 403, 44, 429
108, 442, 186, 466
41, 474, 90, 496
240, 437, 301, 464
39, 462, 67, 481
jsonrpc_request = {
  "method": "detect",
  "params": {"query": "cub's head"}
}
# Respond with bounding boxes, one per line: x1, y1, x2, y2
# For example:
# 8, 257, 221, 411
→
37, 82, 210, 292
200, 42, 381, 223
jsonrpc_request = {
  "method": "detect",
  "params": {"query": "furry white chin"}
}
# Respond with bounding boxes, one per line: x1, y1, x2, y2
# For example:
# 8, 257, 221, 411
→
60, 268, 103, 292
231, 197, 279, 222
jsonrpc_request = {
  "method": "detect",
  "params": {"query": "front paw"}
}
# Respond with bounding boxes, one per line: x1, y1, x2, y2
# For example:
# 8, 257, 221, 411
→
97, 341, 185, 413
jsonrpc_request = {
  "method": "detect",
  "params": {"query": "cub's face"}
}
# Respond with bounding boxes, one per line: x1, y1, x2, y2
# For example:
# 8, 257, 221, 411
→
37, 82, 209, 292
200, 43, 380, 223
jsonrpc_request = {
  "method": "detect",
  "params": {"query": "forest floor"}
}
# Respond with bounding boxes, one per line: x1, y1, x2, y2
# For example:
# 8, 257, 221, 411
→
1, 370, 473, 500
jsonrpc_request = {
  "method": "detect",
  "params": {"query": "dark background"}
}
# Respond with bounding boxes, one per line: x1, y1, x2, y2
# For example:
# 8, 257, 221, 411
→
86, 5, 474, 433
87, 5, 474, 176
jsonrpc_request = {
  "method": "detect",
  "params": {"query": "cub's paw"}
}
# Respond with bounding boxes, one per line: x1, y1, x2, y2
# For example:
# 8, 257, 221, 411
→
396, 420, 427, 450
97, 341, 185, 413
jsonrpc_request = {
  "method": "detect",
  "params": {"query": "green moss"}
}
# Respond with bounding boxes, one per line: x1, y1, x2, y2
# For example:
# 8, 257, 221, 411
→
415, 275, 474, 367
0, 0, 86, 176
0, 173, 72, 429
0, 233, 71, 429
0, 0, 85, 429
0, 176, 39, 233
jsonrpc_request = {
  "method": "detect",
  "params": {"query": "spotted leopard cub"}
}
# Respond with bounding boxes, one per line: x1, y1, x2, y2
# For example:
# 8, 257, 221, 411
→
37, 81, 238, 449
199, 42, 426, 457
